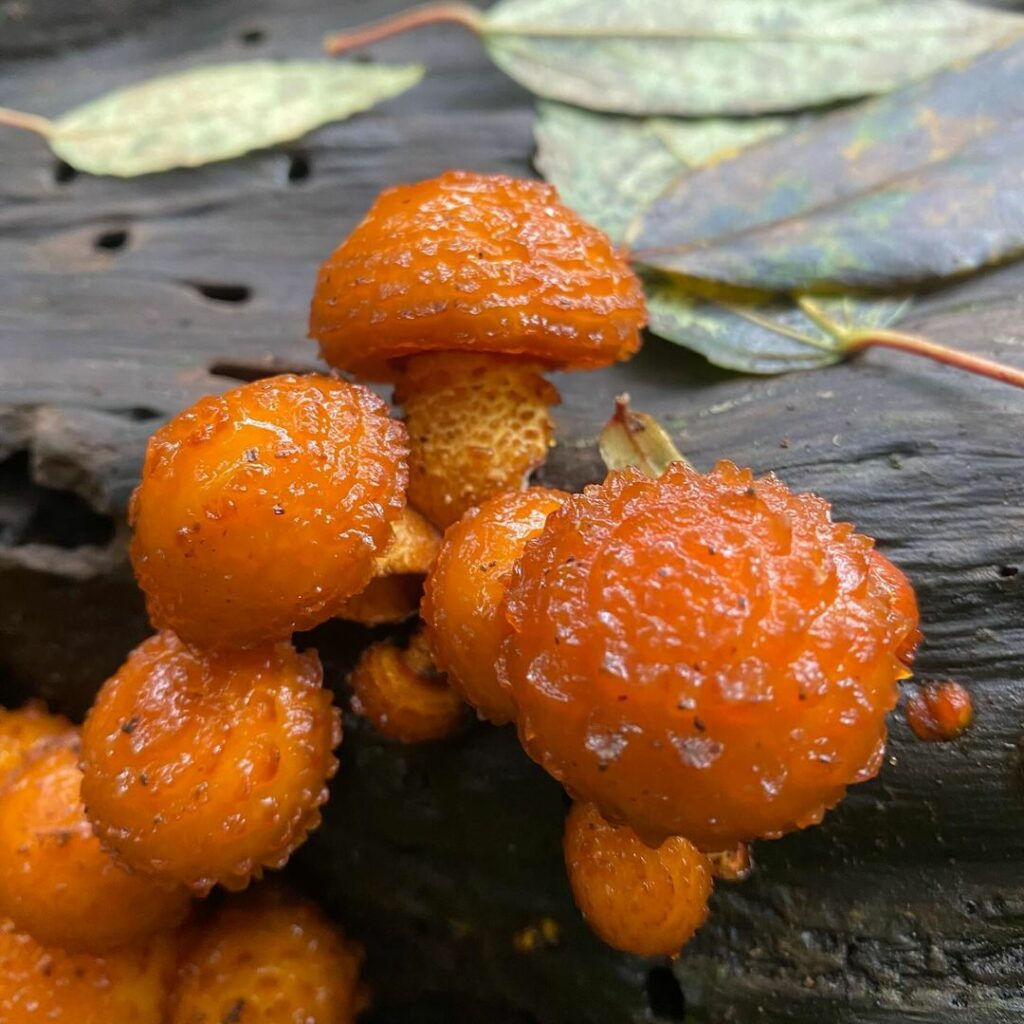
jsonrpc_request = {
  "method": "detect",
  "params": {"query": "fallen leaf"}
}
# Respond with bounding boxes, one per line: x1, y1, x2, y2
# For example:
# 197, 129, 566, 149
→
599, 395, 687, 477
645, 280, 911, 375
631, 39, 1024, 290
483, 0, 1018, 115
47, 61, 423, 177
533, 102, 787, 243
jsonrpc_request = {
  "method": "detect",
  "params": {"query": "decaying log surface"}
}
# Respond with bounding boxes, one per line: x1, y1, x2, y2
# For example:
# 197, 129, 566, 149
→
1, 2, 1023, 1021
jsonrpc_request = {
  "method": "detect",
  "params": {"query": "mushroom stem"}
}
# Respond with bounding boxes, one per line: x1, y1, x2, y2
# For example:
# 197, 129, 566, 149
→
394, 352, 560, 529
335, 506, 441, 625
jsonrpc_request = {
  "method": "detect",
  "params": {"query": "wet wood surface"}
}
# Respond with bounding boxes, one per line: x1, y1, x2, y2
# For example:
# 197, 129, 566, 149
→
1, 2, 1023, 1021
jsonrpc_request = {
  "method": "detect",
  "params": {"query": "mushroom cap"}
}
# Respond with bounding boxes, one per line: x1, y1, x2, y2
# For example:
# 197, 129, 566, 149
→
0, 737, 190, 953
171, 888, 368, 1024
130, 374, 408, 649
423, 487, 568, 725
564, 801, 712, 957
0, 919, 177, 1024
80, 630, 340, 895
499, 461, 921, 850
309, 171, 647, 379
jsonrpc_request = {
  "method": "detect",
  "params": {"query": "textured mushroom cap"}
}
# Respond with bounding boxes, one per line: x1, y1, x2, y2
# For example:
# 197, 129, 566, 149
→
564, 802, 712, 957
130, 373, 408, 650
0, 738, 190, 952
80, 631, 340, 894
171, 888, 368, 1024
310, 171, 647, 379
500, 462, 922, 849
423, 487, 568, 724
0, 918, 177, 1024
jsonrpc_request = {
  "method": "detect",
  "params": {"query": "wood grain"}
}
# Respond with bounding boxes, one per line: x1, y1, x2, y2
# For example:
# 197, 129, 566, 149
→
1, 2, 1022, 1021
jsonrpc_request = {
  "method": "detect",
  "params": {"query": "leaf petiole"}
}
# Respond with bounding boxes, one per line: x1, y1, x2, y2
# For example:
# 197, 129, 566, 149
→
845, 328, 1024, 389
799, 294, 1024, 389
324, 3, 485, 55
0, 107, 54, 139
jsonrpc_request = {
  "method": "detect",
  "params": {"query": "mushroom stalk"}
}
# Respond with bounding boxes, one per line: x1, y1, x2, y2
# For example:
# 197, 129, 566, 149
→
394, 352, 560, 528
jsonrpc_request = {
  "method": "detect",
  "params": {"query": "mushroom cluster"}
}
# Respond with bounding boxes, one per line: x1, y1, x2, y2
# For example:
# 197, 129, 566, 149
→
306, 171, 922, 958
1, 169, 929, 1013
0, 705, 367, 1022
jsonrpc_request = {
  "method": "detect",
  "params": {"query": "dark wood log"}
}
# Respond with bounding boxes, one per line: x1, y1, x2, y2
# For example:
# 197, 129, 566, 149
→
0, 0, 179, 57
1, 2, 1023, 1022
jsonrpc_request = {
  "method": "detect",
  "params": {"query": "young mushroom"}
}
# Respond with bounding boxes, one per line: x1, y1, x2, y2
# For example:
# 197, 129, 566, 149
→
80, 631, 340, 894
171, 886, 369, 1024
0, 735, 191, 953
498, 458, 922, 850
349, 630, 466, 744
422, 487, 568, 724
564, 801, 712, 957
309, 170, 647, 527
130, 373, 408, 650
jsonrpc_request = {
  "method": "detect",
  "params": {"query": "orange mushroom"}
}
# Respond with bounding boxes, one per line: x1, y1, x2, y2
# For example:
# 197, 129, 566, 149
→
0, 917, 178, 1024
130, 373, 408, 649
905, 680, 973, 742
0, 736, 190, 953
0, 701, 71, 782
80, 631, 340, 894
349, 631, 466, 744
310, 171, 646, 527
170, 887, 369, 1024
500, 461, 922, 850
422, 487, 568, 724
564, 802, 712, 957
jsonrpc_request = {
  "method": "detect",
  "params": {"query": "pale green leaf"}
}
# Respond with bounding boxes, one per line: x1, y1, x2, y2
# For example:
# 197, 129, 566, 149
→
646, 280, 911, 375
50, 60, 424, 177
533, 101, 788, 242
483, 0, 1020, 116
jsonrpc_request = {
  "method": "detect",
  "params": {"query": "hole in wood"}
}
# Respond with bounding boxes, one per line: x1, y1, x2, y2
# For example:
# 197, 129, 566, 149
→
0, 452, 114, 550
645, 966, 687, 1021
94, 228, 130, 252
188, 282, 252, 305
208, 358, 317, 383
54, 160, 78, 185
239, 26, 266, 45
998, 565, 1019, 578
287, 151, 312, 183
105, 405, 162, 422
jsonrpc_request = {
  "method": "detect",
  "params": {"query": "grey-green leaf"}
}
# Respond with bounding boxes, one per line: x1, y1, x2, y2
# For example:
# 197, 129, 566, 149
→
533, 102, 788, 242
484, 0, 1020, 116
646, 280, 910, 375
631, 40, 1024, 291
50, 60, 424, 177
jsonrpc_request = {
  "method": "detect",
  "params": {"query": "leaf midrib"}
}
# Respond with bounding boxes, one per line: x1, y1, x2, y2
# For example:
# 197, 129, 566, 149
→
484, 22, 998, 43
